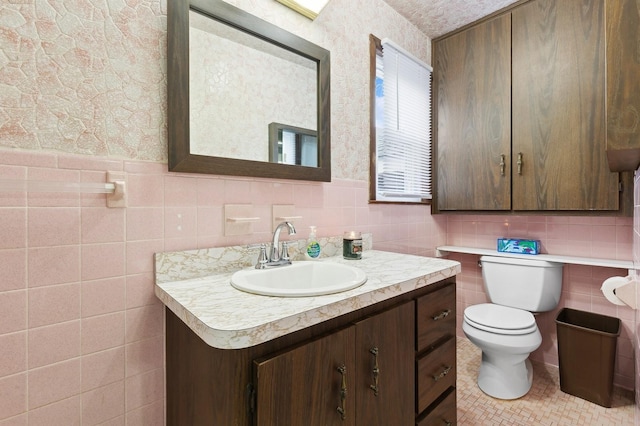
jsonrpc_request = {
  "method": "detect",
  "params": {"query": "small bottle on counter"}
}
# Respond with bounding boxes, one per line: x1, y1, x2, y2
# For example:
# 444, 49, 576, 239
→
305, 226, 321, 260
343, 231, 362, 260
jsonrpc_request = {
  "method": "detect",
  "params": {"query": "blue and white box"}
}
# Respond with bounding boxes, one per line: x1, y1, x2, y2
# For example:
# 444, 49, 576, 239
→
497, 238, 540, 255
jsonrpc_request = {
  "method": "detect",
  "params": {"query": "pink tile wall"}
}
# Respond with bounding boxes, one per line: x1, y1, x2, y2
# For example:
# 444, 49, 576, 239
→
448, 214, 636, 390
0, 150, 446, 424
1, 148, 635, 423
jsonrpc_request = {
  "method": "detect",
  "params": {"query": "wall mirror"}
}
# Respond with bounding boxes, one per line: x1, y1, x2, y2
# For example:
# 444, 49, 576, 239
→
168, 0, 331, 181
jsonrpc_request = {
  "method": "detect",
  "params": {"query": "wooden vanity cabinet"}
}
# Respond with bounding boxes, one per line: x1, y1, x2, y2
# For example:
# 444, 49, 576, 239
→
253, 301, 414, 426
165, 278, 456, 426
434, 0, 630, 213
253, 326, 356, 426
415, 283, 457, 425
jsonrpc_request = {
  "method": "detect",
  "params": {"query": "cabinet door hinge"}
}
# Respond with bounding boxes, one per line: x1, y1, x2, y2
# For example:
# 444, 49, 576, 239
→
246, 383, 256, 414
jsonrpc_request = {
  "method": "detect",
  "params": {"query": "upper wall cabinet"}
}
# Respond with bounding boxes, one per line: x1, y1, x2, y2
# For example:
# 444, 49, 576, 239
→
605, 0, 640, 172
512, 0, 618, 210
434, 14, 511, 211
433, 0, 633, 213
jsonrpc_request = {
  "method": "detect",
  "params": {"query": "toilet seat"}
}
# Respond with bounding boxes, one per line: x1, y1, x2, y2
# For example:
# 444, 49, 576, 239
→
464, 303, 537, 335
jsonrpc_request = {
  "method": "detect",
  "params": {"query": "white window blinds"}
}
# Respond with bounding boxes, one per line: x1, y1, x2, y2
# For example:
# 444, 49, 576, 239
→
281, 129, 297, 165
377, 39, 432, 201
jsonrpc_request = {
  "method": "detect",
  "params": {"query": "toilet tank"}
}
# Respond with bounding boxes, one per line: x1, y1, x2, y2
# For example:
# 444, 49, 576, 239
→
480, 255, 563, 312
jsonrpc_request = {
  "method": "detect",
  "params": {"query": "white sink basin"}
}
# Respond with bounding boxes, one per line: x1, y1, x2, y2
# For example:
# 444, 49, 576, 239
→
230, 261, 367, 297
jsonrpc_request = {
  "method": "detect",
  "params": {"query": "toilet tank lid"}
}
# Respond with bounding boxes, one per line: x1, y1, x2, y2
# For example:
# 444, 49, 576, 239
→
480, 255, 562, 268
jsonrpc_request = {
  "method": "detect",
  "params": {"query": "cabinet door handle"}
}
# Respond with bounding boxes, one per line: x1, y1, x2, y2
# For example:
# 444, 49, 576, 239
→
369, 347, 380, 396
432, 365, 452, 382
499, 154, 505, 176
443, 421, 452, 426
337, 365, 347, 420
432, 309, 450, 321
517, 152, 523, 175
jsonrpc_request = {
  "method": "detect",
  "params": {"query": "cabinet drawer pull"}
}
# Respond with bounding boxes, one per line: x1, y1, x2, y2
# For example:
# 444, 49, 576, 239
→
443, 421, 452, 426
517, 152, 523, 175
432, 309, 450, 321
337, 365, 347, 420
369, 347, 380, 396
499, 154, 505, 176
433, 365, 452, 382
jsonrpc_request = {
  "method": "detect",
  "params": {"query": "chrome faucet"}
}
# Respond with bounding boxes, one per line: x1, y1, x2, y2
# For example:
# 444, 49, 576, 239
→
268, 221, 297, 266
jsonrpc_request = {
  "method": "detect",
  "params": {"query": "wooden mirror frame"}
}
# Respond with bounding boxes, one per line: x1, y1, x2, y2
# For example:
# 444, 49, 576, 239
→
168, 0, 331, 181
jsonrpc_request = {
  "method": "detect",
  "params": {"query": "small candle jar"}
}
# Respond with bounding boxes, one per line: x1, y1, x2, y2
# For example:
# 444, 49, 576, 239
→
343, 231, 362, 260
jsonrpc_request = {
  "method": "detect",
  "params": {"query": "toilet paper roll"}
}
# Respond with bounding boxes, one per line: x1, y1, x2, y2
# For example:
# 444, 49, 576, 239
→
600, 276, 631, 306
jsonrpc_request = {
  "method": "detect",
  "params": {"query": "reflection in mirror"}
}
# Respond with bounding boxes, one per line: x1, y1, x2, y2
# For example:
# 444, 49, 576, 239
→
268, 123, 318, 166
189, 12, 317, 162
167, 0, 331, 181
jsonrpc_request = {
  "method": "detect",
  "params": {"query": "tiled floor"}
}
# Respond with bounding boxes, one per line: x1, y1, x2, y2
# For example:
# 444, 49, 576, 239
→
457, 337, 636, 425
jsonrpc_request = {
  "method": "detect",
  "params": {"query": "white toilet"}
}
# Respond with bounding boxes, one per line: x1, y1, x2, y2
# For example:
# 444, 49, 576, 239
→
463, 255, 563, 399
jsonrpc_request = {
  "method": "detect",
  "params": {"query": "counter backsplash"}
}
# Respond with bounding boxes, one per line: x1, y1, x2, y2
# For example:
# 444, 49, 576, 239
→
155, 233, 373, 284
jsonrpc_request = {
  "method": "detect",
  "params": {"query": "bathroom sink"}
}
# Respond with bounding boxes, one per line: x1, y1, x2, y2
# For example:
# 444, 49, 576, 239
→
230, 261, 367, 297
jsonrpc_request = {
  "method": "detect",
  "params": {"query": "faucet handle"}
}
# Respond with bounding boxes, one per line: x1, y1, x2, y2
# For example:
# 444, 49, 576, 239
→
281, 241, 291, 262
255, 244, 268, 269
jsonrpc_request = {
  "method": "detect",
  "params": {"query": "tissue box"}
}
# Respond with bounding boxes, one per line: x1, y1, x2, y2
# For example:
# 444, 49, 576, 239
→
497, 238, 540, 255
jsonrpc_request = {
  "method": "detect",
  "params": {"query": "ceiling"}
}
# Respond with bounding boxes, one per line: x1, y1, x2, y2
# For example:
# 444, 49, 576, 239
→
382, 0, 520, 38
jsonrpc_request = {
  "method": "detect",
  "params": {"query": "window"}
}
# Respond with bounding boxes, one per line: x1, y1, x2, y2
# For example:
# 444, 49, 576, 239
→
369, 35, 432, 203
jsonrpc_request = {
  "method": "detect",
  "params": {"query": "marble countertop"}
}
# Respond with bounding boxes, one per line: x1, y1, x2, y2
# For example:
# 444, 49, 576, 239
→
155, 250, 461, 349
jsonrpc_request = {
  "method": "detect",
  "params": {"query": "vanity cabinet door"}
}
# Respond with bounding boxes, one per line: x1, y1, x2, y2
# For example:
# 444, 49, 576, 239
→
253, 302, 415, 426
354, 301, 414, 426
512, 0, 619, 211
253, 326, 356, 426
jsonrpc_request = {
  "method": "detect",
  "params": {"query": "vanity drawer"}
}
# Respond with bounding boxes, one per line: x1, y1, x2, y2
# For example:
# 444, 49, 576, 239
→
416, 283, 455, 352
417, 336, 456, 414
416, 387, 456, 426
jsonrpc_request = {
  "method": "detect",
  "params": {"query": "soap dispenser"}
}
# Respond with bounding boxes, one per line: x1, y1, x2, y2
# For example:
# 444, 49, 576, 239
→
305, 226, 321, 260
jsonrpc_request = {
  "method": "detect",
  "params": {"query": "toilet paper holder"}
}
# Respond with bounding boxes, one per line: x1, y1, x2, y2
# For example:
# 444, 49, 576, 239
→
614, 279, 637, 310
601, 276, 637, 310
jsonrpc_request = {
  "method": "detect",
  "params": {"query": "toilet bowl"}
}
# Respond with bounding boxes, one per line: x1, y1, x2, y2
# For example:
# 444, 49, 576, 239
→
462, 256, 563, 400
463, 303, 542, 399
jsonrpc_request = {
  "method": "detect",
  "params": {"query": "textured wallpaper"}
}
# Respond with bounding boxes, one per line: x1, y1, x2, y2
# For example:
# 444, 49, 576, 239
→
383, 0, 520, 38
0, 0, 167, 161
1, 0, 431, 181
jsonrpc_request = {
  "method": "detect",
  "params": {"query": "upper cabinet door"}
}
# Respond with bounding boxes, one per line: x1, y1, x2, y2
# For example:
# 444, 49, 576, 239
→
434, 14, 512, 211
512, 0, 619, 211
605, 0, 640, 172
